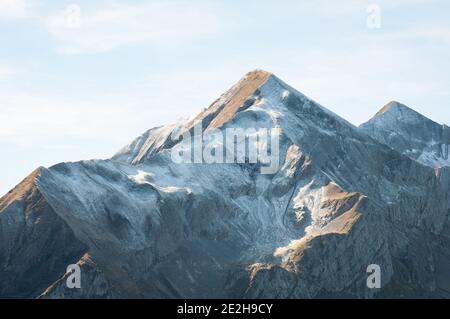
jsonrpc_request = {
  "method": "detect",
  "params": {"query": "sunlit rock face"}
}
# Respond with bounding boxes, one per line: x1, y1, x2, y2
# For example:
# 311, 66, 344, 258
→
1, 70, 449, 299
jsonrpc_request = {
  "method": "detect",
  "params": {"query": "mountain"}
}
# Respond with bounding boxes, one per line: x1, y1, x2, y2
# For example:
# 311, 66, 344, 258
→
1, 70, 450, 298
360, 101, 450, 168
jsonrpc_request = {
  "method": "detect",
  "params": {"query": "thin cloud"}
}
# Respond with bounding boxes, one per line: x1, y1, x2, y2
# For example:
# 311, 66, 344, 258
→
0, 93, 135, 142
0, 65, 21, 80
410, 26, 450, 44
0, 0, 31, 19
45, 1, 223, 54
276, 0, 437, 17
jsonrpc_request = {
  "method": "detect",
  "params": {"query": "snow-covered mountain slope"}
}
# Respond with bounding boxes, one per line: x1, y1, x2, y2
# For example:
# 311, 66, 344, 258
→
1, 71, 450, 298
360, 101, 450, 168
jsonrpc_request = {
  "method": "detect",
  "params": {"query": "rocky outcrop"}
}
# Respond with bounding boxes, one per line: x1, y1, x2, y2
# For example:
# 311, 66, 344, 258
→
38, 254, 122, 299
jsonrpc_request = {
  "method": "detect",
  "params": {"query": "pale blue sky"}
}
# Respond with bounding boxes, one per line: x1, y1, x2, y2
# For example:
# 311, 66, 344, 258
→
1, 0, 450, 194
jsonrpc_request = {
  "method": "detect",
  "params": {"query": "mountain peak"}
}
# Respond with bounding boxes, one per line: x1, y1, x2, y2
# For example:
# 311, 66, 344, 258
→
203, 69, 272, 129
375, 101, 419, 118
360, 102, 450, 168
244, 68, 272, 78
367, 101, 439, 128
114, 68, 356, 165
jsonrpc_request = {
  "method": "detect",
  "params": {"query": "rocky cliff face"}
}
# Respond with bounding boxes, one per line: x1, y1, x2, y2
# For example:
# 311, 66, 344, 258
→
1, 70, 449, 298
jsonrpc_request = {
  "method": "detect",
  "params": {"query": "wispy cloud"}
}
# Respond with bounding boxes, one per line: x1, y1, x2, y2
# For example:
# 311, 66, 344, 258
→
0, 64, 21, 80
409, 26, 450, 44
0, 66, 14, 79
0, 61, 251, 144
45, 1, 223, 54
0, 93, 136, 143
275, 0, 437, 17
0, 0, 31, 19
